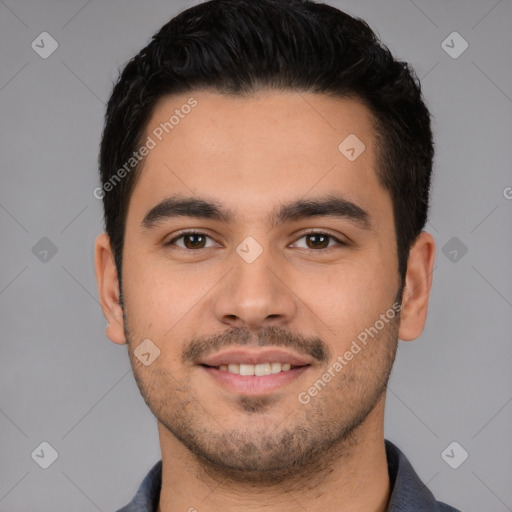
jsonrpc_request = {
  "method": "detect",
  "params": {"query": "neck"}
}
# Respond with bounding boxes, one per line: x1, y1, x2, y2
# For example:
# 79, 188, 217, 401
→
157, 399, 390, 512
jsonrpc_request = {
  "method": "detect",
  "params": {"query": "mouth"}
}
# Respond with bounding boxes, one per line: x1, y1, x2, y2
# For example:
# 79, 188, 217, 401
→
203, 361, 300, 375
198, 348, 313, 395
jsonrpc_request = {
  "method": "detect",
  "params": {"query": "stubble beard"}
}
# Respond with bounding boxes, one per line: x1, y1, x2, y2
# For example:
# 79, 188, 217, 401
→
123, 308, 399, 485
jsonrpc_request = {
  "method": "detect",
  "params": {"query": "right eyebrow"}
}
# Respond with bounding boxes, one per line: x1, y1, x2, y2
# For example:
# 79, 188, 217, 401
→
268, 195, 371, 230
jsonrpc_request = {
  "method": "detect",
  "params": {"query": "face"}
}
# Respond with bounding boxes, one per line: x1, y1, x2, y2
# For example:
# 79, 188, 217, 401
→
98, 90, 418, 481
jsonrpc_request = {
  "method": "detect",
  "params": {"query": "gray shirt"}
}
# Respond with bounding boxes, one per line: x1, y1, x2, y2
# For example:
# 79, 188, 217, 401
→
116, 440, 462, 512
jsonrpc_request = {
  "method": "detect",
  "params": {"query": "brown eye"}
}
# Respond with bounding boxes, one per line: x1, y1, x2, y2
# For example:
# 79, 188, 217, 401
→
305, 233, 330, 249
292, 232, 345, 250
182, 233, 207, 249
167, 231, 216, 249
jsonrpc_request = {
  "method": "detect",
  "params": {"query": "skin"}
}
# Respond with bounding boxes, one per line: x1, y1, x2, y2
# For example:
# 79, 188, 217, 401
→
95, 90, 435, 512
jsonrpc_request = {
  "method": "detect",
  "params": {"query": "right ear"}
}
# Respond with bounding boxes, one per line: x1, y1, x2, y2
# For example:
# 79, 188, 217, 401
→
94, 233, 127, 344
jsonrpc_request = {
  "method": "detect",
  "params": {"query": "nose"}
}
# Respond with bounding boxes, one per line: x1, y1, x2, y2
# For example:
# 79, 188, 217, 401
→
213, 241, 297, 331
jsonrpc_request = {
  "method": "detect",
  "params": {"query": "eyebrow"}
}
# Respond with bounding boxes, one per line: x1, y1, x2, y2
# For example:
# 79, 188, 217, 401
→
140, 194, 370, 231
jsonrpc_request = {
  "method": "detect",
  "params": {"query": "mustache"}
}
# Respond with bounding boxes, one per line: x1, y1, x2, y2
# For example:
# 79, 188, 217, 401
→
182, 325, 331, 365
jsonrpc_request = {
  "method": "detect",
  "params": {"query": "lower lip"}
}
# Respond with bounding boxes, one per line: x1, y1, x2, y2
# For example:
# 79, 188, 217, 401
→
202, 366, 310, 395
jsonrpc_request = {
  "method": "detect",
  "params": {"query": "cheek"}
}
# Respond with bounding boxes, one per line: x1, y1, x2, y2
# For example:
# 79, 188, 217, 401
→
121, 250, 180, 335
305, 255, 397, 349
121, 250, 220, 357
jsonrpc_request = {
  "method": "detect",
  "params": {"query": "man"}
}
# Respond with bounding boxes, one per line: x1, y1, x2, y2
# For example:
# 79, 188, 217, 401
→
94, 0, 461, 510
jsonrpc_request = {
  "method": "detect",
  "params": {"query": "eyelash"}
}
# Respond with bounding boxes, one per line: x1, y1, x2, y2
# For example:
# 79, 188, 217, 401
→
165, 230, 347, 251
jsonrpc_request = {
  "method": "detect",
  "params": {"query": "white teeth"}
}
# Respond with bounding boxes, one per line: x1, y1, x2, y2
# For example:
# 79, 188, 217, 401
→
228, 363, 240, 374
271, 362, 281, 374
217, 362, 294, 375
255, 363, 271, 376
239, 364, 255, 376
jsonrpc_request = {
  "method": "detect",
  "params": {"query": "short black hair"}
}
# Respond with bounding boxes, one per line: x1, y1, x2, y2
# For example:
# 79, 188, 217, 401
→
99, 0, 434, 292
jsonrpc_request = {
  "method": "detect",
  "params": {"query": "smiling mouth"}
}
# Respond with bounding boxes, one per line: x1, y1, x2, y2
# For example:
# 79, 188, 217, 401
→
201, 362, 306, 376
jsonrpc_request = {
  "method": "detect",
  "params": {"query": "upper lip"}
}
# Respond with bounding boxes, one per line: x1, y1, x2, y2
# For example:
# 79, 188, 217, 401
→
199, 348, 313, 367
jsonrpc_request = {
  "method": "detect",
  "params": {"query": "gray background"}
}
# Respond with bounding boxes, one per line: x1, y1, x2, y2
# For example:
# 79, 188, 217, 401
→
1, 0, 511, 510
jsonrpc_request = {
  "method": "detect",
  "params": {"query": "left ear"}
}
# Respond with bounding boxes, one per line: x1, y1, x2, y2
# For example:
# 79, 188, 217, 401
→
94, 232, 127, 345
398, 231, 436, 341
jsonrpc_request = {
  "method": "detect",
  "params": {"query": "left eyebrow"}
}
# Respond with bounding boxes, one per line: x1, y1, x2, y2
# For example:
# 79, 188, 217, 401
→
140, 193, 371, 231
140, 195, 234, 229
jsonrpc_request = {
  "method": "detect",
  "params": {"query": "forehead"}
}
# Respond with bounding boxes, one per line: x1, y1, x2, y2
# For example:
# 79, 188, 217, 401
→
129, 90, 390, 228
143, 89, 376, 167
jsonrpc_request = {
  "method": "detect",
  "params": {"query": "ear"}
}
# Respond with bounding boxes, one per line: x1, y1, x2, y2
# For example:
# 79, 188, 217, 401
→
94, 233, 127, 344
398, 231, 436, 341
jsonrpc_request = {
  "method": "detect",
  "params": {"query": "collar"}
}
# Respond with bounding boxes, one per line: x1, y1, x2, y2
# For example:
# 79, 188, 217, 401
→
116, 440, 461, 512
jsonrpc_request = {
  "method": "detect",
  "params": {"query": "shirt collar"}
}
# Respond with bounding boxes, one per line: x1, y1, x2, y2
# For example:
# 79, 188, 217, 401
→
384, 440, 459, 511
116, 439, 460, 512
